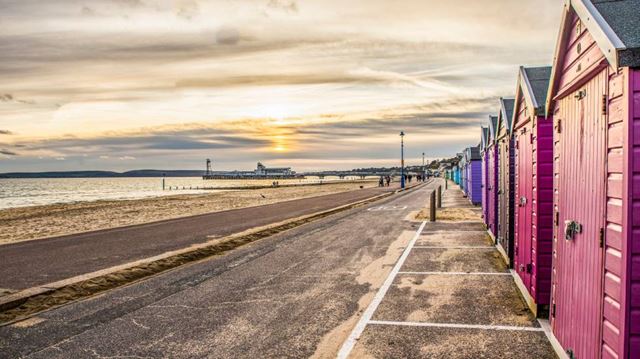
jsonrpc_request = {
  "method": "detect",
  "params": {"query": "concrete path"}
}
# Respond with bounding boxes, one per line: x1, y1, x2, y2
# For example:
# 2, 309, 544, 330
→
0, 181, 437, 358
0, 184, 408, 292
342, 184, 558, 358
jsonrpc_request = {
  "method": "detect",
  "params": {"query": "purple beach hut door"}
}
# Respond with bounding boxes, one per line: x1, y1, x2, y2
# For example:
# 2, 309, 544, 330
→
551, 69, 607, 358
516, 128, 533, 289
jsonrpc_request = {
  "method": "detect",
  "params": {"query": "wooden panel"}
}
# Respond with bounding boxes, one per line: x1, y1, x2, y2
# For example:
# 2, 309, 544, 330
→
552, 68, 607, 358
558, 43, 606, 94
608, 174, 623, 199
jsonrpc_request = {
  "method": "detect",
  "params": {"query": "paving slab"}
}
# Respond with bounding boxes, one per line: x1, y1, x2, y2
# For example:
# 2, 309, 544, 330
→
372, 274, 537, 327
415, 231, 492, 247
351, 325, 556, 359
422, 221, 486, 232
401, 248, 508, 273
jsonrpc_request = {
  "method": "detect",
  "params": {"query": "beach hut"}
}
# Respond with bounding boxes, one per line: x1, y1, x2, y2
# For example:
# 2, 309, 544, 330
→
480, 127, 490, 225
511, 65, 553, 316
496, 98, 516, 266
546, 1, 640, 358
464, 146, 482, 205
486, 116, 499, 239
453, 163, 461, 185
459, 152, 468, 194
454, 153, 463, 185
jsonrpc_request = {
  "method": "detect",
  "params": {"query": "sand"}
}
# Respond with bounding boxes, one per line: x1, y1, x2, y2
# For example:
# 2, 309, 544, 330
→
0, 181, 376, 245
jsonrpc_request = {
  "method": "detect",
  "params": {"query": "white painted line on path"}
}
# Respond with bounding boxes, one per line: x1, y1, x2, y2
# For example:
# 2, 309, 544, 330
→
367, 320, 544, 332
336, 220, 427, 359
397, 271, 511, 276
411, 246, 495, 249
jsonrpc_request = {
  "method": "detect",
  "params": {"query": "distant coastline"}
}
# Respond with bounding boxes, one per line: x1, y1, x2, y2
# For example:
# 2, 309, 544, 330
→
0, 170, 203, 179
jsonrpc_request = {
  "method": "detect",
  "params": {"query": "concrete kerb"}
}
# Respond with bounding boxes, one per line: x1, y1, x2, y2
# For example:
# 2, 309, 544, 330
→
0, 183, 427, 325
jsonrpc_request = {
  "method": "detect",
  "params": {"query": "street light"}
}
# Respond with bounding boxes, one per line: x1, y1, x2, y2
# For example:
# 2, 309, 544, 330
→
422, 152, 425, 180
400, 131, 405, 189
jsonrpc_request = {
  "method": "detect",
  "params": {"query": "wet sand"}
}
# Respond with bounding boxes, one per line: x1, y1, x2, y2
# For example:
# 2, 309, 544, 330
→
0, 181, 376, 245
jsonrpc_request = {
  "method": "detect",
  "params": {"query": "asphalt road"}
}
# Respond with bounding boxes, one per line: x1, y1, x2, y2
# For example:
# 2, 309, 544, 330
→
0, 181, 439, 358
0, 184, 409, 291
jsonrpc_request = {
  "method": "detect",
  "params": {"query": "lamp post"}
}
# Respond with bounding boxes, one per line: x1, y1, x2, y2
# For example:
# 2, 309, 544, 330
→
400, 131, 405, 189
422, 152, 425, 180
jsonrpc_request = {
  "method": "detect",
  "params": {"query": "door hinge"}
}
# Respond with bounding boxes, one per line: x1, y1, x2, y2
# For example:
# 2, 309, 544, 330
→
526, 263, 533, 274
530, 133, 534, 144
555, 211, 560, 226
602, 94, 607, 116
599, 227, 605, 248
556, 119, 562, 134
551, 303, 556, 317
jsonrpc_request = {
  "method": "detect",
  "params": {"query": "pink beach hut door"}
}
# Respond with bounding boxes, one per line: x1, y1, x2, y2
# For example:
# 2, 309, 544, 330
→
552, 70, 607, 357
516, 128, 533, 289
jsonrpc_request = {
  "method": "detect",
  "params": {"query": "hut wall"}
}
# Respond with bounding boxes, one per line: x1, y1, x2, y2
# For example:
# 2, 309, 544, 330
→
498, 135, 515, 266
482, 151, 489, 224
488, 145, 499, 237
628, 67, 640, 359
469, 160, 482, 205
549, 13, 636, 358
532, 114, 554, 306
513, 96, 553, 308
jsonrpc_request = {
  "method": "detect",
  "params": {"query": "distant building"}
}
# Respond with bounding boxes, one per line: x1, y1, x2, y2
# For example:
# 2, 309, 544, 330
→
255, 162, 294, 177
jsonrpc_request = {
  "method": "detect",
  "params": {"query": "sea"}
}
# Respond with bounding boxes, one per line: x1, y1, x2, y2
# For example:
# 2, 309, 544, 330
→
0, 177, 362, 210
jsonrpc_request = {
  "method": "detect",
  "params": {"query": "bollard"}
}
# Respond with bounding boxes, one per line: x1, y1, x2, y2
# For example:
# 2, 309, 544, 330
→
430, 190, 436, 222
437, 185, 442, 208
445, 178, 448, 190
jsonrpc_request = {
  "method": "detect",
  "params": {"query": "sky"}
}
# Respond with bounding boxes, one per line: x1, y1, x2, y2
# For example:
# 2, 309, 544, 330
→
0, 0, 562, 172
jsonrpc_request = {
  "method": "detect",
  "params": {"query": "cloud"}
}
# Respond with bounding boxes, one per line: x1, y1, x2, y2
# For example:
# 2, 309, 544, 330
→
176, 0, 199, 20
0, 149, 17, 156
118, 156, 136, 160
12, 124, 273, 156
267, 0, 298, 13
215, 26, 241, 46
0, 130, 13, 135
0, 93, 36, 105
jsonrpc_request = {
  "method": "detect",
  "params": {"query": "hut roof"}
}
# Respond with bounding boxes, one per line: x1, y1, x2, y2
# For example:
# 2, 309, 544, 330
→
511, 66, 552, 135
487, 116, 499, 144
523, 67, 552, 108
497, 98, 515, 140
592, 0, 640, 66
480, 126, 489, 152
547, 0, 640, 115
466, 146, 481, 161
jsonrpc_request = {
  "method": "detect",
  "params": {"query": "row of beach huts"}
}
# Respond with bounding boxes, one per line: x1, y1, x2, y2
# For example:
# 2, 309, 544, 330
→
446, 1, 639, 358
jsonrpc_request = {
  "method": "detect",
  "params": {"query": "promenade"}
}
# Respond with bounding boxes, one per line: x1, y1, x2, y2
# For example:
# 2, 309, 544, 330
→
0, 184, 402, 292
342, 184, 557, 358
0, 180, 557, 358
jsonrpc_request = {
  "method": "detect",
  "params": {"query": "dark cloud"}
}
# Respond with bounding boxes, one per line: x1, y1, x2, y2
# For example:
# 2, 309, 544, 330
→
0, 93, 36, 105
215, 26, 241, 46
0, 130, 13, 135
0, 149, 17, 156
15, 127, 272, 155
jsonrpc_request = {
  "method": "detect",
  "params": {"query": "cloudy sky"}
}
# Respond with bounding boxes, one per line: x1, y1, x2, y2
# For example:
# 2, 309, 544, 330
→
0, 0, 561, 172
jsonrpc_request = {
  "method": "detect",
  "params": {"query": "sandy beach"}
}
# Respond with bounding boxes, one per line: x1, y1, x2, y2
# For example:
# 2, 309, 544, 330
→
0, 181, 376, 245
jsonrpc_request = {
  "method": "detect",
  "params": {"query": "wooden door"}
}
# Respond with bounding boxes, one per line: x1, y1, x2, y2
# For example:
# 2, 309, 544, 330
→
552, 69, 607, 358
516, 127, 533, 289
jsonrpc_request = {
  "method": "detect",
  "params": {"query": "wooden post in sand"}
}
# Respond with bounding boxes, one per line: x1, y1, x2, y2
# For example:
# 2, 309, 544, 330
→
430, 190, 436, 222
437, 185, 442, 208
